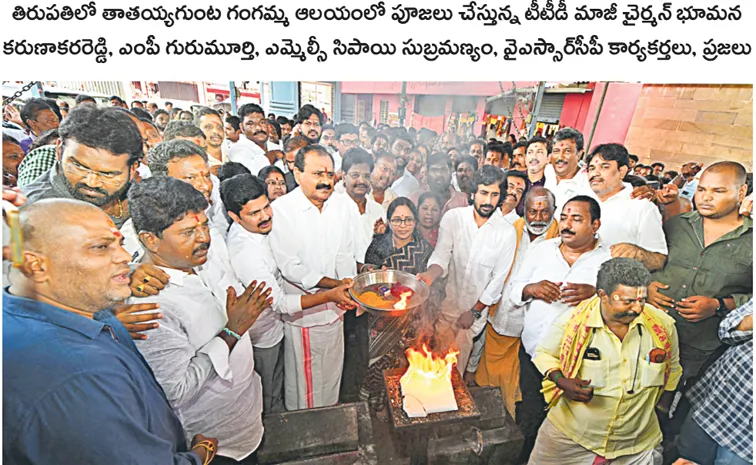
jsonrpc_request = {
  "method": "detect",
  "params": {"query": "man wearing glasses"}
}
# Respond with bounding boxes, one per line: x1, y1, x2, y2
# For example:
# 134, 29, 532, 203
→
333, 123, 361, 174
22, 105, 141, 230
228, 103, 281, 176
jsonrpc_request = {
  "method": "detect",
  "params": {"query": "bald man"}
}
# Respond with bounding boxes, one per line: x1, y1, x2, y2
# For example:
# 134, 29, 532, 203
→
649, 161, 752, 429
3, 199, 216, 464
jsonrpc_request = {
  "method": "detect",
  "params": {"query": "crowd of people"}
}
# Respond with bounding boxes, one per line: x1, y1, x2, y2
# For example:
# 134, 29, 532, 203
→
2, 94, 753, 465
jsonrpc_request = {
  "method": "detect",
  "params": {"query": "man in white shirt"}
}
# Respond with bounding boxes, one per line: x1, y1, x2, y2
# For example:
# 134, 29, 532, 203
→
543, 128, 596, 216
121, 140, 229, 262
269, 145, 359, 410
509, 195, 612, 463
587, 143, 668, 271
389, 134, 420, 197
370, 151, 398, 210
194, 107, 226, 169
337, 148, 387, 402
293, 104, 324, 146
222, 174, 355, 414
469, 186, 560, 418
128, 176, 271, 462
333, 123, 362, 174
228, 103, 280, 175
418, 166, 517, 374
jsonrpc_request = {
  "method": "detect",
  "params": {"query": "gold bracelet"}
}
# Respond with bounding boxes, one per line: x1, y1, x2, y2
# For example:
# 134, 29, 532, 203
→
191, 440, 217, 465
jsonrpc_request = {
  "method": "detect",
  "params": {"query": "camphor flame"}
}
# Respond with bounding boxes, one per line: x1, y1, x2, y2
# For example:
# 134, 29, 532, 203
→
393, 291, 413, 310
400, 344, 459, 386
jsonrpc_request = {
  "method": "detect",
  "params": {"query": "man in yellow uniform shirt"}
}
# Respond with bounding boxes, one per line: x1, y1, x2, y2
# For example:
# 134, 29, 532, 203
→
530, 258, 682, 464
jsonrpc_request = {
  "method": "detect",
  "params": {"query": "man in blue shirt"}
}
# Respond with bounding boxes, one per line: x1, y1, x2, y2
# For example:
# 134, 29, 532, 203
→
3, 198, 216, 464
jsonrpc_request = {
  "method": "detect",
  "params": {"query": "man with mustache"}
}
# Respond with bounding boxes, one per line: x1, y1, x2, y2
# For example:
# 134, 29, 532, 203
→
281, 136, 308, 193
409, 153, 468, 219
336, 148, 387, 403
500, 170, 528, 224
194, 107, 226, 171
268, 145, 359, 410
128, 177, 272, 463
320, 124, 338, 156
648, 161, 752, 437
516, 136, 557, 217
228, 103, 281, 176
468, 140, 487, 166
369, 151, 398, 209
511, 141, 528, 171
223, 174, 355, 414
529, 258, 680, 465
544, 127, 595, 216
471, 186, 560, 419
293, 104, 324, 146
418, 165, 517, 375
4, 199, 217, 464
483, 143, 510, 170
509, 195, 612, 463
587, 143, 668, 271
389, 133, 419, 197
23, 105, 141, 230
153, 109, 170, 133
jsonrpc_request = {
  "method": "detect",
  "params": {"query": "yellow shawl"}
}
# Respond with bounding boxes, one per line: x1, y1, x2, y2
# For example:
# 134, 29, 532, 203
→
542, 296, 673, 408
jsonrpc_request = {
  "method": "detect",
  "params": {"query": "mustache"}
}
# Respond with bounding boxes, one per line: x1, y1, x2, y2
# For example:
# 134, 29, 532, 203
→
530, 221, 549, 228
615, 311, 640, 319
590, 176, 603, 183
75, 183, 108, 196
354, 183, 369, 190
480, 204, 494, 210
561, 228, 576, 235
258, 219, 271, 228
193, 243, 210, 255
316, 183, 332, 190
253, 130, 267, 136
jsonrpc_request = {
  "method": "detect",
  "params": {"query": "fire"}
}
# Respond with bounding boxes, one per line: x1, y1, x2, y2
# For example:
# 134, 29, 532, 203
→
400, 345, 459, 417
393, 291, 413, 310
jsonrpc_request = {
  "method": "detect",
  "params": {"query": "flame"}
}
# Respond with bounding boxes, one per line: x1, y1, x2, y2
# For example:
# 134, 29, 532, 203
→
393, 291, 413, 310
400, 344, 458, 385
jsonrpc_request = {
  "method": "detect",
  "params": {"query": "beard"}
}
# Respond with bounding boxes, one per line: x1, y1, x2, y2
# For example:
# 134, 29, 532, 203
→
474, 203, 496, 218
61, 167, 131, 207
526, 221, 550, 236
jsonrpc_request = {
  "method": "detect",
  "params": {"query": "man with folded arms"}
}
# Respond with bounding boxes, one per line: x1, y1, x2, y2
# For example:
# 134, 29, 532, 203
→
128, 177, 271, 464
529, 258, 681, 465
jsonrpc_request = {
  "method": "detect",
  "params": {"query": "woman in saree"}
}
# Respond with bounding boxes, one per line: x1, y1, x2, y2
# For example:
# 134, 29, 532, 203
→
359, 197, 435, 414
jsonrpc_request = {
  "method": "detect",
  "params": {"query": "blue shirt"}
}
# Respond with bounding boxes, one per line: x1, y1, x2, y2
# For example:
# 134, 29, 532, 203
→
2, 290, 200, 465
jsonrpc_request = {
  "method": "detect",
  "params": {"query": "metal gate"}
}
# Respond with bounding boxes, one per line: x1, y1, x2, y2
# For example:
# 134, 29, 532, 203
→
537, 93, 566, 123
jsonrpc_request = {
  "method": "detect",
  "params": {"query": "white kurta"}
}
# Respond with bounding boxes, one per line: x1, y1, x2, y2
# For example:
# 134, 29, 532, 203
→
130, 267, 263, 461
510, 237, 612, 357
227, 137, 280, 176
268, 187, 358, 327
429, 206, 517, 328
596, 186, 668, 254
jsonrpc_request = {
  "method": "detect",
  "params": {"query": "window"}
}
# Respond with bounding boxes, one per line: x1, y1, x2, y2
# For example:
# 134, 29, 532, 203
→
379, 100, 389, 124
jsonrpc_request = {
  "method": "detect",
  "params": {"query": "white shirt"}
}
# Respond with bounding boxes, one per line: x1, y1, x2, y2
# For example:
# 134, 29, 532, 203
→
502, 209, 520, 225
336, 192, 386, 263
544, 167, 597, 217
488, 226, 549, 337
269, 187, 358, 327
428, 206, 517, 336
131, 267, 263, 461
227, 137, 279, 176
391, 168, 420, 198
596, 186, 668, 254
511, 237, 612, 357
331, 150, 343, 173
226, 223, 292, 348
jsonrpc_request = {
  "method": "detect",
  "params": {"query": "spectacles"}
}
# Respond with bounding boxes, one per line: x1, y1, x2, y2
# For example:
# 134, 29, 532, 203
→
340, 139, 360, 147
266, 180, 287, 187
62, 160, 125, 186
390, 217, 416, 226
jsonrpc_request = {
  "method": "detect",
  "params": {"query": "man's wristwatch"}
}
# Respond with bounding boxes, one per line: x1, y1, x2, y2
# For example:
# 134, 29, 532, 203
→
471, 309, 483, 319
715, 297, 729, 318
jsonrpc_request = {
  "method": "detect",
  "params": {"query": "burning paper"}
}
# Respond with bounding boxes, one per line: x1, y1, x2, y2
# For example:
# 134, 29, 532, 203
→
400, 345, 459, 418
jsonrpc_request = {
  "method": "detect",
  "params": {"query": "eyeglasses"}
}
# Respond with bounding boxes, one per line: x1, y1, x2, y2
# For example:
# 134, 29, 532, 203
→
62, 160, 125, 186
390, 217, 416, 226
340, 139, 360, 147
266, 180, 287, 187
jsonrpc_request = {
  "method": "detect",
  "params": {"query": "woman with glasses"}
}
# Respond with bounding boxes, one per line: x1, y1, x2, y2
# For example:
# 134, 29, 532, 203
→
359, 197, 436, 416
